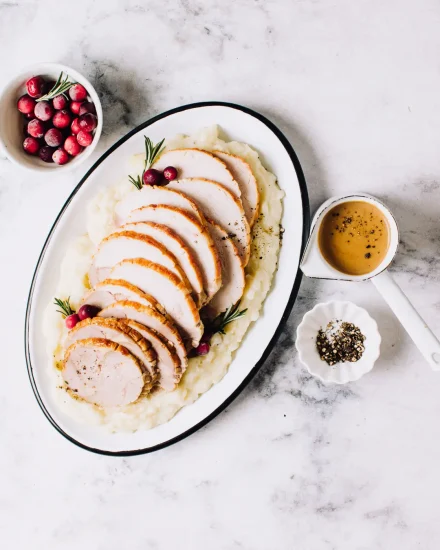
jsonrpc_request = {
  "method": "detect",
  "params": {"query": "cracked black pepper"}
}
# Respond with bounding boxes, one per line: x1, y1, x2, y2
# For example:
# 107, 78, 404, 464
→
316, 320, 366, 366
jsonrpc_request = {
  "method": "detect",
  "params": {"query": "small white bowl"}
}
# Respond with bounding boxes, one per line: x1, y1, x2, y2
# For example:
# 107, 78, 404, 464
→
296, 301, 381, 384
0, 62, 103, 173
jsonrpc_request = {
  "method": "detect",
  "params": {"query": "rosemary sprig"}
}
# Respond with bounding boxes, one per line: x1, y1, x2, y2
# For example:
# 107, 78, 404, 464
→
129, 174, 143, 190
54, 297, 75, 318
128, 136, 165, 190
210, 302, 248, 335
36, 72, 73, 102
143, 136, 165, 171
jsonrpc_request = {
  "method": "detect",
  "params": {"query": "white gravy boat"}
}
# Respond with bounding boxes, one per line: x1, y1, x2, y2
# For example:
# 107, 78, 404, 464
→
301, 193, 440, 370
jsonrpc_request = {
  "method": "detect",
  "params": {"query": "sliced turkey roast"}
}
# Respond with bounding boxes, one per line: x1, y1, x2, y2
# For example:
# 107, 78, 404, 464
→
89, 231, 189, 289
98, 300, 187, 373
63, 338, 147, 407
166, 178, 251, 266
61, 145, 257, 405
206, 220, 246, 317
116, 222, 205, 307
153, 148, 241, 199
65, 317, 158, 390
82, 278, 164, 313
124, 319, 181, 391
110, 258, 203, 347
214, 151, 260, 227
115, 186, 204, 225
127, 205, 221, 302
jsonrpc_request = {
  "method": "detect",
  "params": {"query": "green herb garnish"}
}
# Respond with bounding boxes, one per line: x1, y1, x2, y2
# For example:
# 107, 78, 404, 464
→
128, 136, 165, 190
128, 175, 143, 190
143, 136, 165, 171
54, 297, 75, 318
36, 72, 73, 102
209, 302, 248, 335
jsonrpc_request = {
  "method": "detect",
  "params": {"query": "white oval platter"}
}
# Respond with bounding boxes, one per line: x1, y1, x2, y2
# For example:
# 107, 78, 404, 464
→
25, 102, 309, 455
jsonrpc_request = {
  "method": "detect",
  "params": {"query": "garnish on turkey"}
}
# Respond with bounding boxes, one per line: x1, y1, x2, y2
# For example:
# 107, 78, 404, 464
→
209, 302, 248, 335
54, 297, 80, 329
128, 136, 165, 189
194, 302, 248, 356
54, 297, 100, 329
54, 297, 75, 317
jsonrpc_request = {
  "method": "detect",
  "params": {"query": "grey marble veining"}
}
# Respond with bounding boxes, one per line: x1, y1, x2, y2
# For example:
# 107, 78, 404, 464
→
1, 0, 440, 548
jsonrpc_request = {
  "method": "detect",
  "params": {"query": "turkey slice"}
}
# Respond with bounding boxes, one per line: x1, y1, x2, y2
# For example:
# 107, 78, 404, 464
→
82, 278, 164, 313
167, 178, 251, 266
89, 231, 190, 291
127, 205, 221, 302
153, 148, 241, 199
99, 300, 187, 373
117, 222, 205, 307
110, 259, 203, 347
206, 220, 245, 317
63, 338, 147, 407
214, 151, 260, 227
124, 319, 181, 391
65, 317, 157, 390
115, 186, 203, 225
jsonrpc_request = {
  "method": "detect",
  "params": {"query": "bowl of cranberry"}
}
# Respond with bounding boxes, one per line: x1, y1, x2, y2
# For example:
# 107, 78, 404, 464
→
0, 62, 103, 172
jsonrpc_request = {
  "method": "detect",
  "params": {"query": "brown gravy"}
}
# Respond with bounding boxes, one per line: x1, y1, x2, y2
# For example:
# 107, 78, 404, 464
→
318, 201, 390, 276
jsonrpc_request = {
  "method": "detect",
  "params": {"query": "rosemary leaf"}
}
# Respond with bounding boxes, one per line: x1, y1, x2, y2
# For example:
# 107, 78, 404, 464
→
54, 297, 75, 318
210, 302, 247, 335
129, 174, 143, 190
144, 136, 165, 170
36, 72, 74, 102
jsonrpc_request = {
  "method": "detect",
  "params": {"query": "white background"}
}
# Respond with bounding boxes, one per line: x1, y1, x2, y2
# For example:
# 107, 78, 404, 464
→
1, 1, 440, 548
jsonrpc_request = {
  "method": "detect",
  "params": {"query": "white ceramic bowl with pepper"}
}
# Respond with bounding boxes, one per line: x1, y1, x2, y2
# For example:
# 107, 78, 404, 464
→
296, 301, 381, 384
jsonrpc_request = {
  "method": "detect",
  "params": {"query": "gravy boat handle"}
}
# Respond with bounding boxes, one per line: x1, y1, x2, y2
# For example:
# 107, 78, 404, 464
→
372, 270, 440, 370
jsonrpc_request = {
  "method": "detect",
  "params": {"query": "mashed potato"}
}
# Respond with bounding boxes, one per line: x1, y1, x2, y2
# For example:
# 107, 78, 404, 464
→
43, 126, 283, 432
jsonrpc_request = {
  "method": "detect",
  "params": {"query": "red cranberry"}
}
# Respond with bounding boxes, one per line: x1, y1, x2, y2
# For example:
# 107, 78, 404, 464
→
71, 118, 81, 134
70, 101, 83, 115
65, 313, 80, 329
39, 146, 55, 163
195, 342, 210, 356
77, 130, 93, 147
163, 166, 178, 181
17, 94, 36, 114
52, 147, 70, 165
64, 135, 82, 156
143, 169, 162, 186
25, 112, 35, 119
44, 128, 63, 147
26, 76, 45, 98
77, 304, 100, 320
27, 118, 45, 139
52, 109, 71, 129
69, 83, 87, 101
23, 136, 40, 155
79, 102, 96, 116
52, 95, 68, 110
78, 113, 97, 132
34, 101, 53, 122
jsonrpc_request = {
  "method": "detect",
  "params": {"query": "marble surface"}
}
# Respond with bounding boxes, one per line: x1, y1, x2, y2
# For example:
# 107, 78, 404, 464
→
1, 0, 440, 548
